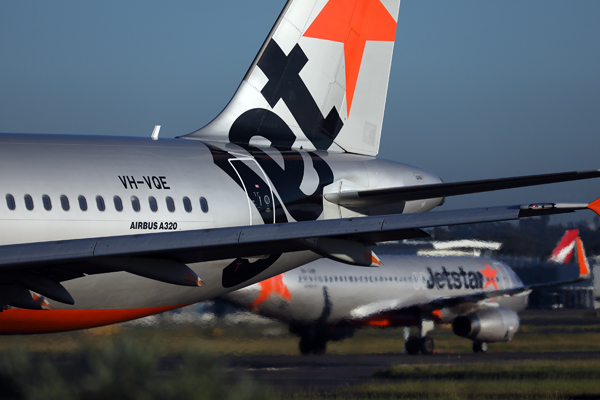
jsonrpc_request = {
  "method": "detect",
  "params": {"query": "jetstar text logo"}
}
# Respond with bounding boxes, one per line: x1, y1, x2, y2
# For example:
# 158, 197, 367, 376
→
426, 267, 485, 290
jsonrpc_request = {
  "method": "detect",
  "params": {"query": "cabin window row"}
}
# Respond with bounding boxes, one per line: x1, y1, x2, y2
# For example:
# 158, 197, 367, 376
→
5, 194, 209, 214
298, 275, 421, 283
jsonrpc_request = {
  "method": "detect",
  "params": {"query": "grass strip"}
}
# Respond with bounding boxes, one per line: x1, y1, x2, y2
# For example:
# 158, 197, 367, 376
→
375, 359, 600, 380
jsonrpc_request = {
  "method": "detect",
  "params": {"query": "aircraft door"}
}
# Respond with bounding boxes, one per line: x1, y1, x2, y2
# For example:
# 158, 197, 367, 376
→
229, 158, 275, 224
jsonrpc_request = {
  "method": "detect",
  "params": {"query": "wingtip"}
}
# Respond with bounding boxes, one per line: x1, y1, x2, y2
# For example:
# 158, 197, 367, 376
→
587, 197, 600, 216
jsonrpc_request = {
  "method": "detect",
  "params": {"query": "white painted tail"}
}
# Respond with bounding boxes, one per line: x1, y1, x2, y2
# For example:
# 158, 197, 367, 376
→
183, 0, 401, 156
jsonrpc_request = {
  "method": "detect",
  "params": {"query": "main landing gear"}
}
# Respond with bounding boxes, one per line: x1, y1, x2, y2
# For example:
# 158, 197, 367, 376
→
405, 335, 434, 355
405, 319, 435, 355
299, 334, 327, 355
472, 341, 488, 353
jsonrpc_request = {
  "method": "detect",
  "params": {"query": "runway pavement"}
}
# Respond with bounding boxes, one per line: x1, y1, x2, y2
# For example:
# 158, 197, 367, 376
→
223, 351, 600, 390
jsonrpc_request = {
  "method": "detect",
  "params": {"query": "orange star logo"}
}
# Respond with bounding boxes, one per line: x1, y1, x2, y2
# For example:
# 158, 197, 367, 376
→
479, 263, 498, 290
304, 0, 397, 116
251, 273, 292, 308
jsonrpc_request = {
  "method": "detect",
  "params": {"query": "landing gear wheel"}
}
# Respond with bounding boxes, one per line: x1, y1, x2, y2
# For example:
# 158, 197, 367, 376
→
420, 336, 434, 355
299, 337, 312, 355
473, 341, 488, 353
405, 336, 421, 355
299, 336, 327, 355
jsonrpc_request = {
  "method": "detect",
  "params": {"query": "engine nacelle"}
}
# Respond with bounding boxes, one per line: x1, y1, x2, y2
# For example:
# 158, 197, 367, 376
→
452, 306, 520, 342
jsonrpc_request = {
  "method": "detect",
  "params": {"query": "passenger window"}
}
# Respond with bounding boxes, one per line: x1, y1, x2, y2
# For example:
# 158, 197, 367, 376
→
6, 194, 15, 210
78, 195, 87, 211
96, 196, 105, 211
131, 196, 140, 212
149, 196, 158, 212
60, 195, 70, 211
24, 195, 34, 211
166, 196, 175, 212
183, 197, 192, 213
199, 197, 209, 213
114, 196, 123, 212
42, 195, 52, 211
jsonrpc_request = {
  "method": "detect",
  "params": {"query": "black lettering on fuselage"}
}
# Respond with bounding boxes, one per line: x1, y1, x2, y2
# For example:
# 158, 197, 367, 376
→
152, 176, 162, 189
127, 176, 138, 189
160, 176, 170, 189
426, 267, 483, 290
459, 267, 469, 289
451, 271, 462, 289
119, 175, 170, 189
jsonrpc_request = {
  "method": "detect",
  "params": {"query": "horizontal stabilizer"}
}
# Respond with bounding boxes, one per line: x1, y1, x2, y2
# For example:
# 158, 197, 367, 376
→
324, 170, 600, 206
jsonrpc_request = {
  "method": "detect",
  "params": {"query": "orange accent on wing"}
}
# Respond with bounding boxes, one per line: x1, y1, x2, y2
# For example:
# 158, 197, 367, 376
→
304, 0, 397, 116
251, 274, 291, 308
363, 251, 381, 266
588, 197, 600, 216
479, 263, 498, 290
431, 310, 443, 323
576, 237, 590, 276
0, 304, 189, 335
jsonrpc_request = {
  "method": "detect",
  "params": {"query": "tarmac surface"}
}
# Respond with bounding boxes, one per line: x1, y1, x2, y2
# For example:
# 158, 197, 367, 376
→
223, 350, 600, 390
220, 310, 600, 390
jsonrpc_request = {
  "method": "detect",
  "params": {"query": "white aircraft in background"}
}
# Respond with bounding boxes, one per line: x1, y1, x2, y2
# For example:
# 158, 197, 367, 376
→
220, 230, 590, 355
0, 0, 599, 334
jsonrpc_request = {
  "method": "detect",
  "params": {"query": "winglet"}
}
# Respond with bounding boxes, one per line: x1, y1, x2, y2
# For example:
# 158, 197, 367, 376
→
575, 236, 591, 280
587, 197, 600, 216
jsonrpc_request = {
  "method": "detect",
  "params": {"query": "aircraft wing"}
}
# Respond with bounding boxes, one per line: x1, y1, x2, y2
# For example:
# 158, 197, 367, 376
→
325, 170, 600, 206
0, 199, 597, 306
0, 199, 598, 271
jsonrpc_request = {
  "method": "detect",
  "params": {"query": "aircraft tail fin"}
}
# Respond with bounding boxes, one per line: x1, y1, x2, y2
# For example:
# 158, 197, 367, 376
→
547, 229, 579, 264
574, 236, 592, 280
182, 0, 401, 156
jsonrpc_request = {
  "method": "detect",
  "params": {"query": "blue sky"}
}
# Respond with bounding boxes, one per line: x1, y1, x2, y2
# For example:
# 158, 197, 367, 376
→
1, 1, 599, 224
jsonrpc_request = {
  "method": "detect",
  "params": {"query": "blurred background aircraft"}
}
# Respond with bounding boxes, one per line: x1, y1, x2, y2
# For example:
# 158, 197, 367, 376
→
218, 229, 590, 355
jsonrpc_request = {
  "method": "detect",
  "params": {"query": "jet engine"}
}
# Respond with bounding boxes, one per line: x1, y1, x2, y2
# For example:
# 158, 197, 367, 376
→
452, 306, 519, 342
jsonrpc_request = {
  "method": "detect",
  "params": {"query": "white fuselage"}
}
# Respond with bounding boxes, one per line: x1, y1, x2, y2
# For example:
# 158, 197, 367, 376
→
0, 133, 443, 333
220, 254, 529, 326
